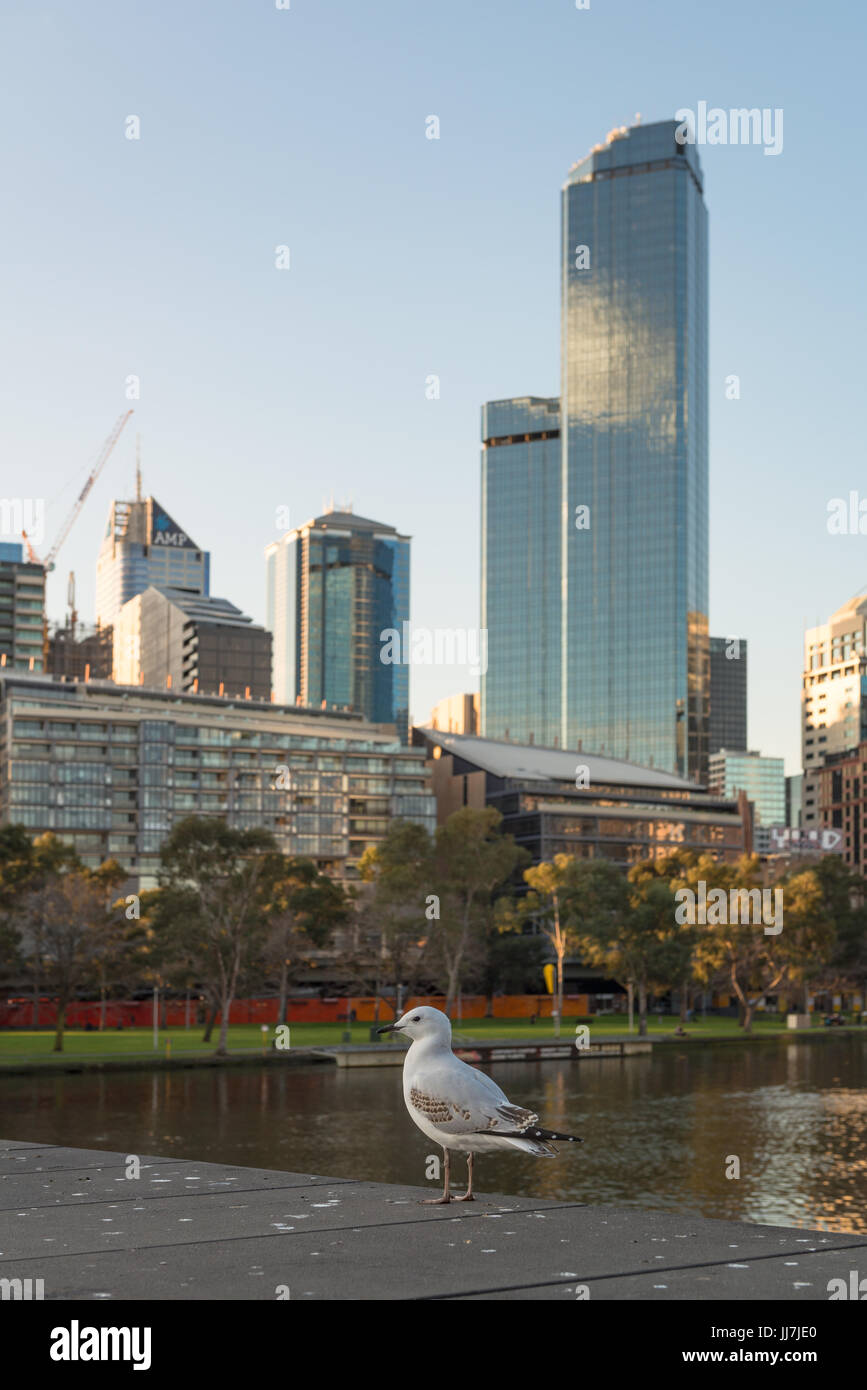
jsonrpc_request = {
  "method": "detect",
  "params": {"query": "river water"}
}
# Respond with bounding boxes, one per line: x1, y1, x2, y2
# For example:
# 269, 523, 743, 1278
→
3, 1038, 865, 1232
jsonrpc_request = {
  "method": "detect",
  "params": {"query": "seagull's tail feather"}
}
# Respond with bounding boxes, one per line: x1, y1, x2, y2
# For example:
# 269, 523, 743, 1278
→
483, 1125, 583, 1157
533, 1126, 583, 1144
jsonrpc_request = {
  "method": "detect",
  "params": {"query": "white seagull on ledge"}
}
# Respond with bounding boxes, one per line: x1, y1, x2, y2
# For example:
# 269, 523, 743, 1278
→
378, 1005, 583, 1204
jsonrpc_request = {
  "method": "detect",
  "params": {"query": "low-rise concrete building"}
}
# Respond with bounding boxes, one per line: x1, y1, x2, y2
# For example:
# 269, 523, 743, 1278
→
413, 728, 748, 866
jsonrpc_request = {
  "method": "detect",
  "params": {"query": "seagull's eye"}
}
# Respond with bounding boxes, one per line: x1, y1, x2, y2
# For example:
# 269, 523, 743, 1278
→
412, 1016, 420, 1022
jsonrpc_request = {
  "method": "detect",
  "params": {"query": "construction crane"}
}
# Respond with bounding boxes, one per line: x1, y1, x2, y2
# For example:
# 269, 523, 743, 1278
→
67, 572, 78, 640
23, 409, 133, 572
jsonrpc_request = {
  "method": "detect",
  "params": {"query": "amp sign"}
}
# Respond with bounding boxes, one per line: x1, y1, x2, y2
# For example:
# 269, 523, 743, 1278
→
151, 504, 192, 548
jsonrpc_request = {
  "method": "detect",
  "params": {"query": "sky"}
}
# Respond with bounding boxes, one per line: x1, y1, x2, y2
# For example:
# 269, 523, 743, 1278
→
1, 0, 865, 773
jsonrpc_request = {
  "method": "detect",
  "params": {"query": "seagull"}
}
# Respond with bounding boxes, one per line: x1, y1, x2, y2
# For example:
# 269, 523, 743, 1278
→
378, 1005, 582, 1204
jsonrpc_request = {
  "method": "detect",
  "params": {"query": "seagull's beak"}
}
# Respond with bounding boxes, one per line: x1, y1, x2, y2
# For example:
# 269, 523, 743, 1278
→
377, 1023, 399, 1034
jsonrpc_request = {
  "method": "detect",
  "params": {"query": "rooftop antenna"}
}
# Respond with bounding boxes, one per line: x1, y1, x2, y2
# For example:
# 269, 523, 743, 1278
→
135, 434, 142, 502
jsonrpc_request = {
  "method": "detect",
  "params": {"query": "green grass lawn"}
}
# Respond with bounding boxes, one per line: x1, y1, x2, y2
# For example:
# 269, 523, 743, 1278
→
1, 1011, 861, 1066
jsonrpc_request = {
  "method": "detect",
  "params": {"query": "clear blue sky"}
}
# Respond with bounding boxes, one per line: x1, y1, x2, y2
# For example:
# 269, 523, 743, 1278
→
1, 0, 864, 773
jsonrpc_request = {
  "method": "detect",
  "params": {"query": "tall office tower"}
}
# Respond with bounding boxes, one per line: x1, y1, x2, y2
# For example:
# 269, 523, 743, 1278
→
0, 543, 46, 672
801, 592, 867, 829
480, 397, 561, 746
265, 509, 410, 742
96, 495, 210, 628
709, 636, 748, 755
561, 120, 709, 781
708, 749, 785, 827
113, 587, 272, 700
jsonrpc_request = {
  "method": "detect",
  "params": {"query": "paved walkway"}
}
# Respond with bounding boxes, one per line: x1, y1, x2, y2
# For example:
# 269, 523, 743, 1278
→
2, 1139, 865, 1301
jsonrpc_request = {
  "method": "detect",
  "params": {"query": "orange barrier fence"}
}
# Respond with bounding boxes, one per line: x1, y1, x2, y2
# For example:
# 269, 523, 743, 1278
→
0, 993, 594, 1028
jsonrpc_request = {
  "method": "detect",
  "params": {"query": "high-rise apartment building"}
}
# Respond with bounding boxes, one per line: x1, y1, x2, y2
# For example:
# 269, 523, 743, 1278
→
113, 587, 272, 700
0, 671, 435, 885
96, 495, 210, 629
801, 592, 867, 828
0, 543, 45, 673
480, 397, 561, 746
561, 119, 709, 780
265, 509, 410, 742
709, 636, 748, 756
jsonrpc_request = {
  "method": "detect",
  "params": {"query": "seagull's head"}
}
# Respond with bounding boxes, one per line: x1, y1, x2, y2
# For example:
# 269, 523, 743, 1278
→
377, 1006, 452, 1043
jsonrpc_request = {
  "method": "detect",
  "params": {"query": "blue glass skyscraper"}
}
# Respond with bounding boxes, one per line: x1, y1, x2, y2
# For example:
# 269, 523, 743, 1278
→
480, 397, 561, 746
561, 119, 709, 780
266, 509, 411, 742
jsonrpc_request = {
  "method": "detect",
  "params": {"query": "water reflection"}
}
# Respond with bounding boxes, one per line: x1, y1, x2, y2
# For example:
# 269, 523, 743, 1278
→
3, 1038, 865, 1232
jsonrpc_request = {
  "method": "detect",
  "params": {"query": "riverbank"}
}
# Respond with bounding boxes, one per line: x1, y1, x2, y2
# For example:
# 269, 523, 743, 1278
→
1, 1017, 864, 1075
2, 1137, 865, 1300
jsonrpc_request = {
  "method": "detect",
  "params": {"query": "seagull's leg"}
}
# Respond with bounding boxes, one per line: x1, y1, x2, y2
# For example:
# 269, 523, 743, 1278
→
421, 1146, 451, 1205
453, 1151, 475, 1202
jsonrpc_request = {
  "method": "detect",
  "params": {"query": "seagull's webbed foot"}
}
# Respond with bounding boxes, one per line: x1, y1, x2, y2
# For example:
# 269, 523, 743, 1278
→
419, 1146, 451, 1205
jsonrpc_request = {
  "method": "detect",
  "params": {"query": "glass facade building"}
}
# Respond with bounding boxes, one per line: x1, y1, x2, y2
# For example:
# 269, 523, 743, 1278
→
561, 120, 709, 781
708, 749, 785, 827
266, 510, 411, 743
480, 397, 561, 746
709, 636, 748, 755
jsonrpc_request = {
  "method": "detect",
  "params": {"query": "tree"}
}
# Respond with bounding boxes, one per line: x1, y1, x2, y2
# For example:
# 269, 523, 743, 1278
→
88, 858, 132, 1030
773, 865, 836, 1012
568, 857, 679, 1036
429, 808, 528, 1016
263, 856, 348, 1025
4, 832, 82, 1027
156, 817, 279, 1056
688, 854, 788, 1034
357, 820, 435, 1017
521, 857, 625, 1025
0, 824, 36, 980
23, 869, 109, 1052
812, 857, 867, 1008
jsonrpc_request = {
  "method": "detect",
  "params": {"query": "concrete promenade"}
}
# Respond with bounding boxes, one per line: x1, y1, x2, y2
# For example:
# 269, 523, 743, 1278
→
2, 1139, 866, 1301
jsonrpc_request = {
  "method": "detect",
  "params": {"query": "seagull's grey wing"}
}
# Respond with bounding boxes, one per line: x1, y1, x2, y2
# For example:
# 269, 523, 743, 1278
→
409, 1054, 540, 1137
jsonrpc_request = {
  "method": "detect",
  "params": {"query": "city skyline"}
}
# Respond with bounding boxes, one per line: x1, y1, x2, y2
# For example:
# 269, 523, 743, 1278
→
3, 0, 865, 775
